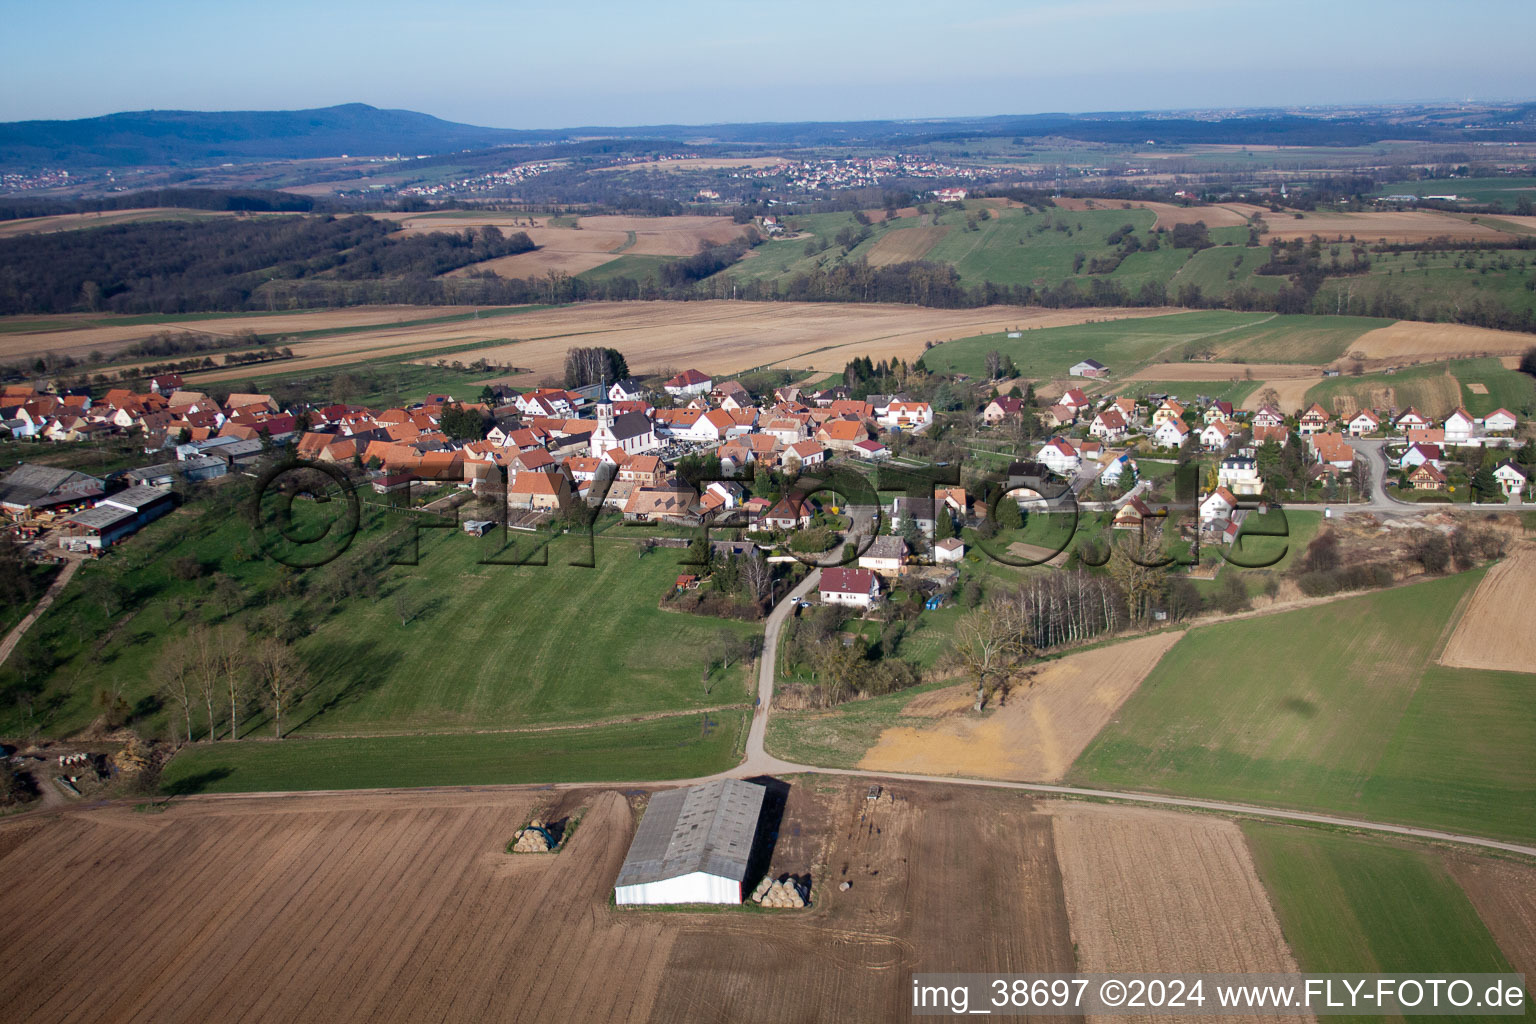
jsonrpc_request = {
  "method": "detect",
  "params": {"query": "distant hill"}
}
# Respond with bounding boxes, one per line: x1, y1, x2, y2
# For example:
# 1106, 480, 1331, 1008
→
0, 103, 558, 167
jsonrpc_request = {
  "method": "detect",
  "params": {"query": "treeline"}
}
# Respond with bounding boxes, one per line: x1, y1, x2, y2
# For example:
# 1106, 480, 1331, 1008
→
0, 215, 532, 315
0, 188, 319, 221
563, 346, 629, 388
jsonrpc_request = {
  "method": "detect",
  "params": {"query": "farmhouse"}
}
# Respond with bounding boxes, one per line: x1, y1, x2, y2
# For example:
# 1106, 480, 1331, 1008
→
613, 779, 766, 906
819, 567, 881, 609
1069, 358, 1109, 378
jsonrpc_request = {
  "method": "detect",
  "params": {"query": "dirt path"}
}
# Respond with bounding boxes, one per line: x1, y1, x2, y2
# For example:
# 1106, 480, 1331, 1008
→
0, 558, 79, 668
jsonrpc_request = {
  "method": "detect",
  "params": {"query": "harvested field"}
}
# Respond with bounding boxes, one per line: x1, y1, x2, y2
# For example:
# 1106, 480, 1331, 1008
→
1350, 320, 1536, 362
0, 789, 682, 1024
858, 631, 1184, 783
862, 225, 948, 266
447, 248, 619, 279
0, 305, 487, 364
1258, 210, 1517, 243
0, 207, 240, 238
583, 215, 752, 256
1048, 803, 1308, 1024
1128, 361, 1323, 382
1006, 540, 1070, 567
650, 780, 1078, 1022
1439, 546, 1536, 674
1445, 856, 1536, 981
0, 778, 1081, 1024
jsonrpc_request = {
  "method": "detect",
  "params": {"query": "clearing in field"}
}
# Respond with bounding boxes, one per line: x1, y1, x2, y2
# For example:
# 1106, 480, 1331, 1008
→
1070, 572, 1536, 842
861, 224, 949, 266
1126, 361, 1324, 382
858, 631, 1184, 783
1439, 545, 1536, 674
0, 779, 1080, 1024
1048, 803, 1306, 1014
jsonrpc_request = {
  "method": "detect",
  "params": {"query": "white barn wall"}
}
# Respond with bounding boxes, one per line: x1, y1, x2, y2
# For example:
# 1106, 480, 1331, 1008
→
615, 871, 740, 906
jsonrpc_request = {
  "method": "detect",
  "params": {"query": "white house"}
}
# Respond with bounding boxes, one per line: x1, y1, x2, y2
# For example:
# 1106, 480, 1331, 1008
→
1099, 453, 1137, 486
1443, 408, 1476, 445
663, 369, 713, 396
852, 439, 889, 460
613, 779, 765, 906
1036, 437, 1081, 474
1400, 442, 1443, 469
934, 537, 965, 563
1395, 407, 1431, 431
1200, 420, 1234, 450
1059, 388, 1092, 412
1089, 408, 1128, 442
1153, 418, 1190, 449
609, 378, 646, 403
1199, 486, 1238, 523
782, 439, 827, 471
1217, 453, 1263, 496
1493, 460, 1528, 498
1346, 410, 1381, 437
858, 535, 907, 576
819, 567, 882, 609
1482, 408, 1518, 434
880, 400, 934, 432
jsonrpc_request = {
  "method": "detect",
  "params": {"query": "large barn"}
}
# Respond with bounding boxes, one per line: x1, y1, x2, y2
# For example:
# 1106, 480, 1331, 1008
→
614, 779, 765, 906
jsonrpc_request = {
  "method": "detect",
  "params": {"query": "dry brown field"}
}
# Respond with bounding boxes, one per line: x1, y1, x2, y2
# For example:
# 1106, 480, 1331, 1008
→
857, 631, 1184, 783
0, 305, 487, 364
1350, 321, 1536, 361
1241, 378, 1319, 415
1445, 855, 1536, 982
1438, 545, 1536, 674
862, 225, 949, 266
1256, 209, 1516, 243
1050, 197, 1253, 229
1048, 804, 1310, 1024
0, 779, 1088, 1024
447, 248, 621, 279
383, 212, 750, 259
0, 208, 242, 238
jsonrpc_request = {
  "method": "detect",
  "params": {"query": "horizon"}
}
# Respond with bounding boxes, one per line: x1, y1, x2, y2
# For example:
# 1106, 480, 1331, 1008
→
4, 0, 1535, 129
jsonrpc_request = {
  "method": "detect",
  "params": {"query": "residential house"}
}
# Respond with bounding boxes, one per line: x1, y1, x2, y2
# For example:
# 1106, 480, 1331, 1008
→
1113, 496, 1153, 531
1038, 404, 1076, 430
934, 537, 965, 563
1400, 442, 1442, 469
1089, 408, 1128, 442
1493, 460, 1527, 498
782, 440, 826, 472
880, 400, 934, 432
817, 419, 868, 451
1217, 453, 1262, 496
1298, 404, 1331, 435
858, 535, 907, 576
1199, 420, 1234, 450
1099, 453, 1137, 487
609, 378, 646, 403
1346, 409, 1381, 437
1036, 438, 1081, 475
757, 496, 813, 532
1483, 408, 1518, 434
983, 396, 1024, 424
1395, 407, 1431, 431
818, 567, 881, 609
852, 439, 889, 461
1152, 418, 1190, 449
663, 369, 712, 396
1443, 408, 1476, 445
1408, 463, 1447, 491
1152, 399, 1185, 429
1202, 401, 1235, 425
890, 496, 937, 539
1059, 388, 1091, 413
507, 468, 572, 512
1252, 405, 1285, 429
1199, 486, 1238, 523
623, 484, 697, 522
1252, 423, 1288, 447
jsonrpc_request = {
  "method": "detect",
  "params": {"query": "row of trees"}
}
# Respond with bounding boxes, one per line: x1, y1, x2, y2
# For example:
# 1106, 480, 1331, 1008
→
154, 624, 308, 742
562, 346, 630, 388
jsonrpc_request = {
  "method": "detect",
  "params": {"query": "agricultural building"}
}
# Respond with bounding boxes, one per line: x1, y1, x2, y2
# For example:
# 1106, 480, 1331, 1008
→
614, 779, 765, 905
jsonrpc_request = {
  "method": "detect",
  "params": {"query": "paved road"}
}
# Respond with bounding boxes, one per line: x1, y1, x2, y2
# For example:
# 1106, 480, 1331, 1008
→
743, 568, 820, 776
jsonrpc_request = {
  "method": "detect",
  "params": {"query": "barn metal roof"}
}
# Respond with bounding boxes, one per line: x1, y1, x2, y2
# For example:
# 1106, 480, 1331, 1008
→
615, 779, 765, 888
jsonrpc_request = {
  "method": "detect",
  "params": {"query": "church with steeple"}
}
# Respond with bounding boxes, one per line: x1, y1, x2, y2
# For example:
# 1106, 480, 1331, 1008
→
588, 386, 660, 459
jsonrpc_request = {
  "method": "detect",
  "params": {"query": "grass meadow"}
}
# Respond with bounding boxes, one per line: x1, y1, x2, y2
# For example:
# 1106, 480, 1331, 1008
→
1244, 824, 1525, 1024
1069, 570, 1536, 842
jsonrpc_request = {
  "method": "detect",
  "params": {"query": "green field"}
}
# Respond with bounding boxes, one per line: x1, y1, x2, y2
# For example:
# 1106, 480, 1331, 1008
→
1373, 176, 1536, 208
1453, 357, 1536, 417
1116, 378, 1263, 406
1305, 361, 1465, 418
0, 499, 760, 741
923, 310, 1268, 379
1244, 824, 1526, 1024
159, 709, 747, 794
578, 253, 674, 286
1070, 570, 1536, 842
1206, 314, 1394, 363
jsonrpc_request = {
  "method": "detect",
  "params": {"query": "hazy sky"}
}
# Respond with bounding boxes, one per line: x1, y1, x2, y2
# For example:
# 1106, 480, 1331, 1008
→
4, 0, 1534, 127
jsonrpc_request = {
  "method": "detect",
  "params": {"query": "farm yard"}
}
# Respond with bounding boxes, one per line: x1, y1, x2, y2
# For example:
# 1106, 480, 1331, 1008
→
0, 778, 1530, 1024
1068, 571, 1536, 843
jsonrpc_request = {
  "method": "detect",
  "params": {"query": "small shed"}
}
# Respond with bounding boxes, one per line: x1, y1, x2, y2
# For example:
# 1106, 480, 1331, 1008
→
614, 779, 765, 906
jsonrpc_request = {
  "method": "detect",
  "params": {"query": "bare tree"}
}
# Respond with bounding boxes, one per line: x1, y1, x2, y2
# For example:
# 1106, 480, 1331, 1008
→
188, 625, 221, 740
951, 602, 1029, 711
250, 637, 307, 740
214, 624, 248, 740
741, 551, 773, 605
156, 646, 195, 743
